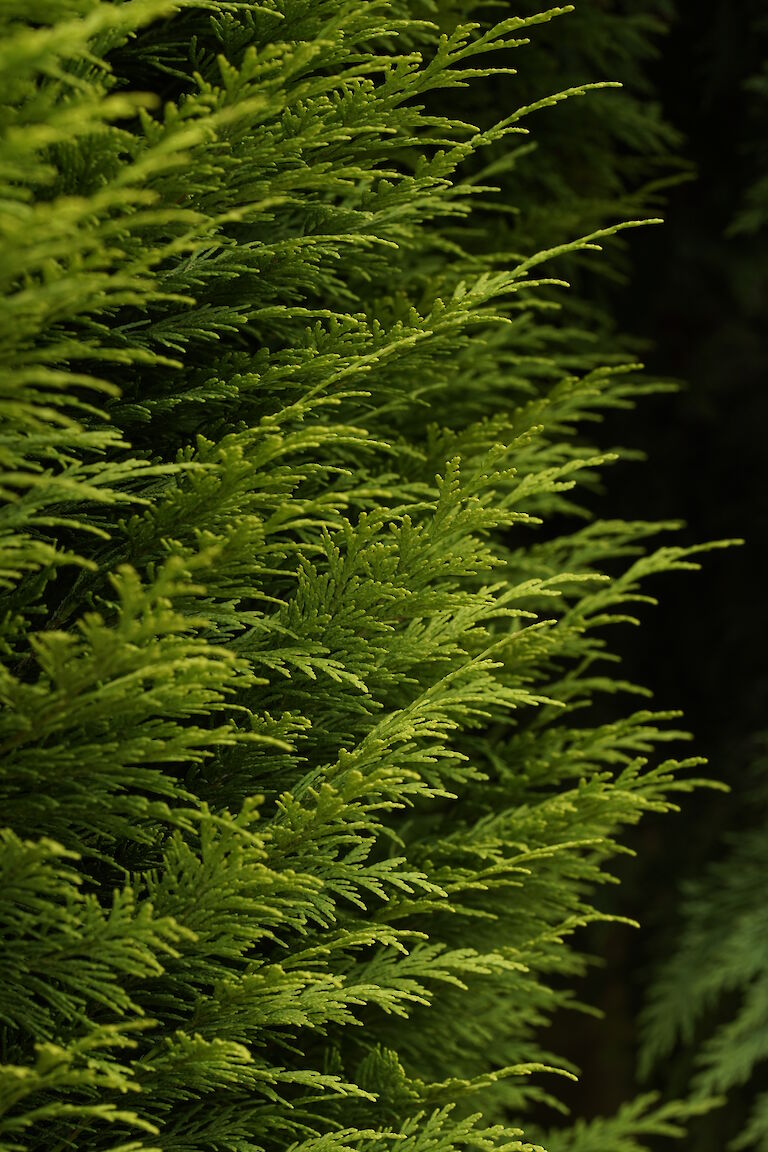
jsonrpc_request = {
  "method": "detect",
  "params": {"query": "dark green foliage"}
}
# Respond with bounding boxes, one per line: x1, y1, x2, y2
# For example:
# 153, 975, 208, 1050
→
546, 1093, 715, 1152
0, 3, 724, 1152
640, 744, 768, 1152
729, 14, 768, 236
479, 0, 683, 252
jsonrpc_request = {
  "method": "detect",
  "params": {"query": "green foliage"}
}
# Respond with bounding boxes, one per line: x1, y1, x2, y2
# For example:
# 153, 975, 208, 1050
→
470, 0, 683, 252
546, 1094, 716, 1152
639, 744, 768, 1151
0, 3, 722, 1152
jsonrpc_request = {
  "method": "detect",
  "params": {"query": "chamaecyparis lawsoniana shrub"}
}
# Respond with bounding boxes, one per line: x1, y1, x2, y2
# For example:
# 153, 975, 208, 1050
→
0, 3, 725, 1151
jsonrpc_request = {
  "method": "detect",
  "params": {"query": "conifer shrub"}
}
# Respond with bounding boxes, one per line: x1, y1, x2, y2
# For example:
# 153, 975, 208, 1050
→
0, 3, 725, 1152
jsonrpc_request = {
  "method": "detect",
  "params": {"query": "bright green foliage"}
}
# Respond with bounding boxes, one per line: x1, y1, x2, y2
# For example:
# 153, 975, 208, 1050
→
0, 3, 723, 1152
639, 745, 768, 1151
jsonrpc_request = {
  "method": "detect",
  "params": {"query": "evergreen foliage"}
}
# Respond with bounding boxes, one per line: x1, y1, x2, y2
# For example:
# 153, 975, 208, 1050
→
433, 0, 684, 355
476, 0, 682, 254
639, 743, 768, 1152
0, 3, 724, 1152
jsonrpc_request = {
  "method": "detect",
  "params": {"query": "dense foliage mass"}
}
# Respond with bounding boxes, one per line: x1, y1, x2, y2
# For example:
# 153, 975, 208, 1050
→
0, 3, 729, 1152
